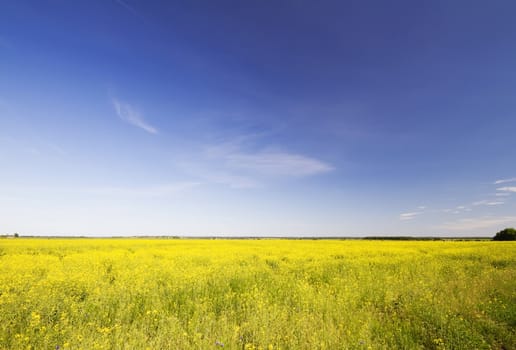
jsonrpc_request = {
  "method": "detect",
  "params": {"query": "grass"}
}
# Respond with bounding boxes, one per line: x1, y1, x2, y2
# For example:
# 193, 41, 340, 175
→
0, 238, 514, 349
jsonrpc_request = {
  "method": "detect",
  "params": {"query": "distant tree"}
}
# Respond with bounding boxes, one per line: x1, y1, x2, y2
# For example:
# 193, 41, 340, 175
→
14, 233, 19, 238
493, 228, 516, 241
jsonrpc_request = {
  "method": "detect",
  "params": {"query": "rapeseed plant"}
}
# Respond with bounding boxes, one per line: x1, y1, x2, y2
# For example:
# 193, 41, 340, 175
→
0, 239, 514, 349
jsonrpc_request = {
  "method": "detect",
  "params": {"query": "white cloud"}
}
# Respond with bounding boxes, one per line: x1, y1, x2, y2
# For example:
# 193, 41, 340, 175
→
112, 99, 158, 134
89, 182, 200, 197
494, 178, 516, 184
199, 172, 259, 189
495, 192, 511, 197
177, 136, 334, 189
497, 186, 516, 193
115, 0, 137, 12
195, 140, 333, 185
443, 205, 470, 214
175, 159, 262, 189
437, 216, 516, 232
0, 135, 67, 158
399, 212, 421, 221
0, 183, 201, 202
225, 151, 333, 176
179, 151, 332, 189
114, 0, 146, 21
472, 200, 504, 206
203, 138, 333, 177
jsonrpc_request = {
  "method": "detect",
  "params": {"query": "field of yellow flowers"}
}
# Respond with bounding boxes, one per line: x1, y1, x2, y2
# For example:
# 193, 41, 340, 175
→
0, 238, 514, 349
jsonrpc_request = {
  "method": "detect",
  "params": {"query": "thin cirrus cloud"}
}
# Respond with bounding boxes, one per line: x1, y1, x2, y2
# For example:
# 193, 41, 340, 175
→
196, 171, 259, 189
399, 212, 422, 221
114, 0, 147, 21
225, 151, 334, 177
471, 200, 505, 206
205, 138, 334, 177
2, 183, 201, 198
0, 183, 201, 206
176, 159, 261, 189
442, 206, 472, 214
112, 99, 158, 134
494, 177, 516, 184
497, 186, 516, 193
115, 0, 138, 14
179, 139, 334, 189
87, 182, 201, 197
437, 216, 516, 232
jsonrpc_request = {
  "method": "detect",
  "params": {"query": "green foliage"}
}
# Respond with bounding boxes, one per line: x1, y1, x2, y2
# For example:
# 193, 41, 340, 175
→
493, 228, 516, 241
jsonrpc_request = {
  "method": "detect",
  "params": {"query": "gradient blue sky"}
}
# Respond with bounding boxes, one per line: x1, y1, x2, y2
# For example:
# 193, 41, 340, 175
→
1, 1, 515, 236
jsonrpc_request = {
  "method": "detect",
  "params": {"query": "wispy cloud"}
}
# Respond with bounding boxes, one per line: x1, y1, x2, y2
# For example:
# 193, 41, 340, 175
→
497, 186, 516, 193
0, 135, 67, 157
399, 212, 422, 221
198, 172, 258, 189
178, 138, 333, 189
177, 158, 260, 189
224, 151, 333, 176
495, 192, 511, 197
88, 182, 200, 197
112, 99, 158, 134
494, 177, 516, 184
205, 139, 333, 177
4, 182, 200, 198
472, 200, 505, 206
115, 0, 137, 12
442, 205, 473, 214
114, 0, 146, 21
407, 178, 512, 224
437, 216, 516, 232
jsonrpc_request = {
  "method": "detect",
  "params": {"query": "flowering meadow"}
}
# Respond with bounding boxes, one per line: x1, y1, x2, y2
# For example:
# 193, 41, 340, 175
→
0, 238, 514, 349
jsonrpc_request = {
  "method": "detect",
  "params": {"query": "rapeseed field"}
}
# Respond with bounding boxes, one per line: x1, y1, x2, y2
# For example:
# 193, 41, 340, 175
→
0, 239, 514, 349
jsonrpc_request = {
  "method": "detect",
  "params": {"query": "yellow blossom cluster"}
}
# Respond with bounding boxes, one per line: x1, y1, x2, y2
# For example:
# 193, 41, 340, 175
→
0, 238, 514, 349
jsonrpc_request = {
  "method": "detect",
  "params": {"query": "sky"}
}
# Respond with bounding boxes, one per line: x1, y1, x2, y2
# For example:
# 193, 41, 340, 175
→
1, 0, 516, 237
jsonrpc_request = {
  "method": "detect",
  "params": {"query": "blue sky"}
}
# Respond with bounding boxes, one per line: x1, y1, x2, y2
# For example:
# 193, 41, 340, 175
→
1, 1, 515, 236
